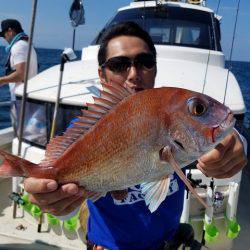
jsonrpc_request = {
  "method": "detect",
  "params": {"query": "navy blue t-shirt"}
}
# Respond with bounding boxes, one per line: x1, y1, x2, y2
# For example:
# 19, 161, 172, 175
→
87, 173, 185, 250
68, 118, 185, 249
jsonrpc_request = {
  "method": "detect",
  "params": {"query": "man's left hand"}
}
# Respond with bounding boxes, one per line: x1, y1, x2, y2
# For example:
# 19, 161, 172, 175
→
197, 131, 247, 179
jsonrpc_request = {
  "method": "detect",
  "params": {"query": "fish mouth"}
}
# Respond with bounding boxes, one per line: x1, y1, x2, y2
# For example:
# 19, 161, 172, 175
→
173, 140, 185, 151
212, 111, 236, 143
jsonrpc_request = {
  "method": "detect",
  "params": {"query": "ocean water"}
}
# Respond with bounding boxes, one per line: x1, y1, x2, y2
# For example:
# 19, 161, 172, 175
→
0, 47, 81, 129
0, 46, 249, 130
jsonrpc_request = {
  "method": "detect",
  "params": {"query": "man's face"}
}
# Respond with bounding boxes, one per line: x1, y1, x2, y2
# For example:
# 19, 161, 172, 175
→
3, 29, 15, 43
98, 35, 156, 92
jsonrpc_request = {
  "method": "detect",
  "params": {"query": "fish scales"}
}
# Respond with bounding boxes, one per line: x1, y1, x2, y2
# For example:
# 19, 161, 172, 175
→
57, 90, 165, 191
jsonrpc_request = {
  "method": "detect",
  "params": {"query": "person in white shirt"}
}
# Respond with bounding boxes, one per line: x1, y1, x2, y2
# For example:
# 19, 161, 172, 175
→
0, 19, 38, 133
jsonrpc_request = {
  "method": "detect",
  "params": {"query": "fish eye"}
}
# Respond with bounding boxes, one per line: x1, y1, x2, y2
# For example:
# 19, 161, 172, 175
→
187, 98, 207, 116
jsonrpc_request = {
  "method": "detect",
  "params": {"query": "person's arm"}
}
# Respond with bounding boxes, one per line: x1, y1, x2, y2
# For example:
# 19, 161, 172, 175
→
0, 62, 26, 86
197, 130, 247, 179
23, 177, 127, 218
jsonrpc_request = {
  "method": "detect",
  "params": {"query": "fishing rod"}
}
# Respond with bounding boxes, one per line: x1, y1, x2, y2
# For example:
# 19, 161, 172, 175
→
37, 48, 76, 234
50, 48, 76, 138
38, 8, 77, 228
38, 12, 78, 234
13, 0, 38, 219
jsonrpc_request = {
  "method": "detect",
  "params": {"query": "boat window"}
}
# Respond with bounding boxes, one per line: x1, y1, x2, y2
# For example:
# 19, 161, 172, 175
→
93, 6, 217, 50
16, 99, 47, 147
54, 105, 83, 137
16, 97, 82, 148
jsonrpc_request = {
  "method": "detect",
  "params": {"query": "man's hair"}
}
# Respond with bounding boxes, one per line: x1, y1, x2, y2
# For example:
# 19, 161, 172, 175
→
98, 22, 156, 66
0, 19, 23, 37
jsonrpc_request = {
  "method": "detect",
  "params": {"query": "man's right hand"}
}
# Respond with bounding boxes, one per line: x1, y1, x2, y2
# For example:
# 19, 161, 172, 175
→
23, 178, 87, 216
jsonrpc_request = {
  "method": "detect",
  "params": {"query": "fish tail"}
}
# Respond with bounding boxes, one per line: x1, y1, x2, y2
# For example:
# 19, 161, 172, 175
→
0, 149, 37, 178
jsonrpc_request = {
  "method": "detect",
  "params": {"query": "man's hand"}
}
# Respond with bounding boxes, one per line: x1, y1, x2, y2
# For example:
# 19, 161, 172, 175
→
197, 131, 247, 179
23, 178, 89, 216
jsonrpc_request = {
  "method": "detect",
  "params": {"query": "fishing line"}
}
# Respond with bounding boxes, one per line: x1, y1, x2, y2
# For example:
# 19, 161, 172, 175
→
223, 0, 241, 105
202, 0, 222, 94
202, 50, 211, 94
199, 1, 211, 94
216, 0, 221, 15
143, 0, 146, 30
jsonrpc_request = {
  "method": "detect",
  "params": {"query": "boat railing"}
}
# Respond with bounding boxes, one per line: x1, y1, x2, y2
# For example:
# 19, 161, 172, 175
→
0, 101, 11, 107
133, 0, 206, 6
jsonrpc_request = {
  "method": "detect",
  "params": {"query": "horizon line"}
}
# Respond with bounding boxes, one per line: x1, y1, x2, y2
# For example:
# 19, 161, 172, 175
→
0, 46, 249, 63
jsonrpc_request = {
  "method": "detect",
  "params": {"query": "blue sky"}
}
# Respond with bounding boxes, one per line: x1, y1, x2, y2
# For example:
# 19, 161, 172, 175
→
0, 0, 249, 61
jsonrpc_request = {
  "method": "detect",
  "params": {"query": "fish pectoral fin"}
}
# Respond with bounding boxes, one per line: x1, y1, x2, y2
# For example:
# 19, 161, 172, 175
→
161, 146, 208, 209
111, 189, 128, 200
141, 176, 170, 213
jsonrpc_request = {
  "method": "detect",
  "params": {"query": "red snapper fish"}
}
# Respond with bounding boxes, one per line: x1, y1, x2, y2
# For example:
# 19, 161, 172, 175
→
0, 83, 235, 212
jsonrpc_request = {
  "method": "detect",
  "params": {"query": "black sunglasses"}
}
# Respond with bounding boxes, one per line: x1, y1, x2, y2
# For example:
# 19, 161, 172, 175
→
101, 53, 156, 73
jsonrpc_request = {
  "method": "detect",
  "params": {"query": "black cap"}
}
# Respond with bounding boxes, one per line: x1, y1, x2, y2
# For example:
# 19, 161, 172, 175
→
0, 19, 23, 37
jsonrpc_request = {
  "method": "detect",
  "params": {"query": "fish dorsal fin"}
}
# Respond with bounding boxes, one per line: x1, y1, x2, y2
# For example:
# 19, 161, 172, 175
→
40, 82, 133, 167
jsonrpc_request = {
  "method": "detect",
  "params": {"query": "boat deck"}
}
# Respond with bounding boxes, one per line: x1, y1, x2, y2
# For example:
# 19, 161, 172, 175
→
0, 178, 86, 250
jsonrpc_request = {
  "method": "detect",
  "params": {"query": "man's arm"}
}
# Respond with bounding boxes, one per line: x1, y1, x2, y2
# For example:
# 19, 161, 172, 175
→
0, 62, 26, 86
197, 130, 247, 179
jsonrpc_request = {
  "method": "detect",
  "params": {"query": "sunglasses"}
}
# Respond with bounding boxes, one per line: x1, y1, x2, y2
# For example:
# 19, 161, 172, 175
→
101, 53, 156, 73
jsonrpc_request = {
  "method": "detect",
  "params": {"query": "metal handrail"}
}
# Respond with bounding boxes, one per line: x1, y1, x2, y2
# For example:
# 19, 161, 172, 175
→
17, 0, 38, 156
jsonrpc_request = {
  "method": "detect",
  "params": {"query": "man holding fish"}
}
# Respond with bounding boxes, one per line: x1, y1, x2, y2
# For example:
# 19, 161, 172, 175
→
19, 22, 247, 249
